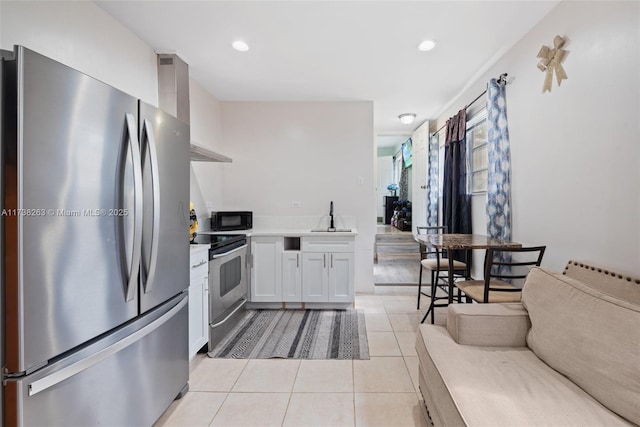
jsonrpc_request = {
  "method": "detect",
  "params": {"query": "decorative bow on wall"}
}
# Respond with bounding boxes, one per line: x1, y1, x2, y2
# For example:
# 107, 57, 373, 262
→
537, 35, 568, 93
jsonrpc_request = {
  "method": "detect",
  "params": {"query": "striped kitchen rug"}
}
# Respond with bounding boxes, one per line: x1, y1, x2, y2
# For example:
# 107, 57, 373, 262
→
208, 309, 369, 360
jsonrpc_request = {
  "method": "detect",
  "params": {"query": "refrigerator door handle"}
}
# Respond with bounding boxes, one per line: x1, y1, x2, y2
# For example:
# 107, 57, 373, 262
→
141, 119, 161, 294
124, 113, 143, 302
27, 296, 187, 397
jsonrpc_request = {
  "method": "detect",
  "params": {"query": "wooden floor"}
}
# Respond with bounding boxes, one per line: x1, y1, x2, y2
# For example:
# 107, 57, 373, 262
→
373, 253, 421, 285
374, 224, 421, 285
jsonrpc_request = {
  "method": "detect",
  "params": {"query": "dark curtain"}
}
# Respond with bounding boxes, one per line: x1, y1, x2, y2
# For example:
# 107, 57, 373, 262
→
443, 109, 472, 262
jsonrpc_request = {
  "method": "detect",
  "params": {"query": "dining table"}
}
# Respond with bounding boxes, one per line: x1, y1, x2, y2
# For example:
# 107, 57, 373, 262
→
414, 233, 522, 322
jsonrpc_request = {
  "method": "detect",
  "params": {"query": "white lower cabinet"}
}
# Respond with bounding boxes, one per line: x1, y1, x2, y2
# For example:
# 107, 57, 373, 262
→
189, 248, 209, 360
282, 251, 302, 302
250, 236, 283, 302
301, 252, 328, 302
249, 234, 355, 305
328, 252, 355, 303
302, 252, 354, 303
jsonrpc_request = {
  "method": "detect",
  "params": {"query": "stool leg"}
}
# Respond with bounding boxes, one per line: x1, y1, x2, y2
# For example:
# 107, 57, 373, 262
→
421, 305, 431, 324
417, 265, 423, 309
430, 269, 438, 324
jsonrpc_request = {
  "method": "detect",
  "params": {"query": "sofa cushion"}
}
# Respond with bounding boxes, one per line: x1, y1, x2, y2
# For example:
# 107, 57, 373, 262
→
522, 267, 640, 425
563, 260, 640, 304
416, 326, 465, 427
447, 303, 530, 347
416, 325, 631, 426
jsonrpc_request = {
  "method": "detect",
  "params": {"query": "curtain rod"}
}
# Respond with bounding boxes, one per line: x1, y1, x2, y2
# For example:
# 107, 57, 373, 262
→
431, 73, 508, 136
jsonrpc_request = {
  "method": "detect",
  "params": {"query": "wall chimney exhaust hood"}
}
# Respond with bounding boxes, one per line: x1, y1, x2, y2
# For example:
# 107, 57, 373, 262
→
190, 142, 232, 163
157, 52, 232, 163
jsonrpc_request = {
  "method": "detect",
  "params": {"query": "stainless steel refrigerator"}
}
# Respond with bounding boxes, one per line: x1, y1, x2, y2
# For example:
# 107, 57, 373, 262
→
1, 45, 190, 426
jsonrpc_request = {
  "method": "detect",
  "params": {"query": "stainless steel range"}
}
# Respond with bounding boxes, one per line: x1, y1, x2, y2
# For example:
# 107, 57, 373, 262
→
191, 234, 248, 353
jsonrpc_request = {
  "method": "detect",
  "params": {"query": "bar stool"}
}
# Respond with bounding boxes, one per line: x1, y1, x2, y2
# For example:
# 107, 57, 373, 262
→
416, 226, 468, 323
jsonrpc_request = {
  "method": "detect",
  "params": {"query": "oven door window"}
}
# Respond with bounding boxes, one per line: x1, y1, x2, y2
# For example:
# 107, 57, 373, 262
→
220, 256, 242, 297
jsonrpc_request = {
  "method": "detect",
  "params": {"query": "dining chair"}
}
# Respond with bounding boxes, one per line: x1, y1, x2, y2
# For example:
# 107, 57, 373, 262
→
456, 246, 546, 303
416, 226, 468, 323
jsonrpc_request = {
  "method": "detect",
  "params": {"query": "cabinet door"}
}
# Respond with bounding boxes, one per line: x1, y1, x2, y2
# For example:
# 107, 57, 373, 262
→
188, 273, 206, 359
250, 237, 283, 302
328, 252, 355, 303
202, 275, 209, 346
282, 252, 302, 302
302, 253, 328, 302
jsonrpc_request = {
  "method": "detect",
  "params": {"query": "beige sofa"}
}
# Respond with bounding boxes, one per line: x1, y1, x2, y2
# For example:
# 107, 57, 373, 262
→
416, 260, 640, 426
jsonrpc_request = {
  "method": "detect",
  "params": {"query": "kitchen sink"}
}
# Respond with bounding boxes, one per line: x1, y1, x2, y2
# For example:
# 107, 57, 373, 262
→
310, 228, 352, 232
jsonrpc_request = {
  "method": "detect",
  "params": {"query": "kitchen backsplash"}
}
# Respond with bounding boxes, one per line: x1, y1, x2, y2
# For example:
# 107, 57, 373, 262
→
252, 215, 357, 231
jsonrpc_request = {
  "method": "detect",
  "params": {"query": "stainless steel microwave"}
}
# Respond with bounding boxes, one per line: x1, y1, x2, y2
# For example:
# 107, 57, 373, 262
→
210, 211, 253, 231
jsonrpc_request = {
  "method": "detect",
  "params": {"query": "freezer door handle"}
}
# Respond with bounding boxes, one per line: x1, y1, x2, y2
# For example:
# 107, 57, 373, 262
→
124, 113, 143, 302
141, 119, 161, 294
27, 296, 187, 397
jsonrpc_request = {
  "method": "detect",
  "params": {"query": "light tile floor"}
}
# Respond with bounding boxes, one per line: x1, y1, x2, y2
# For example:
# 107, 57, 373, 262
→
155, 286, 445, 427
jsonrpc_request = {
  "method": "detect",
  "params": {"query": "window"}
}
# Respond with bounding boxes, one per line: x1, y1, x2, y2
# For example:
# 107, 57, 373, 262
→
466, 109, 488, 193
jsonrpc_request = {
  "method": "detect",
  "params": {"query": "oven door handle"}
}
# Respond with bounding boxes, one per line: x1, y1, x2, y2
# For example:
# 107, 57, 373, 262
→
210, 298, 247, 328
211, 244, 248, 259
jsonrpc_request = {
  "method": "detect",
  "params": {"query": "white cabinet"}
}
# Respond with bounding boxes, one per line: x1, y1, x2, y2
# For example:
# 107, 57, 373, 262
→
301, 236, 355, 303
302, 252, 354, 303
250, 236, 283, 302
249, 234, 355, 306
301, 252, 328, 302
189, 248, 209, 360
282, 251, 302, 302
328, 252, 355, 303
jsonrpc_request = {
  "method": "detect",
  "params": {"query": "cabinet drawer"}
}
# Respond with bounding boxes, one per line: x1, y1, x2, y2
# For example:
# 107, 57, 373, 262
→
302, 236, 355, 253
190, 249, 208, 278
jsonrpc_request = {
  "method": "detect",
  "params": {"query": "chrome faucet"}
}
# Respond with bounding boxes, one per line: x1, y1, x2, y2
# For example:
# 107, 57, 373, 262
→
329, 201, 335, 230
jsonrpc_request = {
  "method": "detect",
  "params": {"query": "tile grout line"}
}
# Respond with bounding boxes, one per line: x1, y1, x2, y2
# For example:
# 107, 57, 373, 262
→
352, 359, 357, 427
205, 390, 228, 427
207, 358, 250, 427
280, 359, 302, 427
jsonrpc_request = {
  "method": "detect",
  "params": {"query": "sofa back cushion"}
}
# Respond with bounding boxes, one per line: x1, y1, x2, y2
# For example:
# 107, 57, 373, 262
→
563, 260, 640, 304
522, 267, 640, 425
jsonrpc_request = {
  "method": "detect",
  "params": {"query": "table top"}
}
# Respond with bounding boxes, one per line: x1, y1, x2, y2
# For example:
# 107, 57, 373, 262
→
414, 233, 522, 250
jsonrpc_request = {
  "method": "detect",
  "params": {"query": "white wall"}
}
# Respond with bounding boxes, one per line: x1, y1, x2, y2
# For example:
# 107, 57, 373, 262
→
1, 1, 228, 234
220, 101, 376, 291
0, 1, 157, 104
432, 1, 640, 276
377, 156, 393, 220
189, 79, 224, 230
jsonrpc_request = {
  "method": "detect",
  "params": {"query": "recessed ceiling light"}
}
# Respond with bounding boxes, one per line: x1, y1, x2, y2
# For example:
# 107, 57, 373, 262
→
398, 113, 416, 125
418, 40, 436, 52
232, 40, 250, 52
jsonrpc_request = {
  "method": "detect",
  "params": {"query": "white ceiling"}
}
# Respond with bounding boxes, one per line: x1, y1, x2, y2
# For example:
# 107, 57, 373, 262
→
95, 0, 558, 142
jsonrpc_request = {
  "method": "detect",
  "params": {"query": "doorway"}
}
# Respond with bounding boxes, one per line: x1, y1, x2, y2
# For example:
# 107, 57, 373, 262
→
374, 225, 420, 285
374, 135, 420, 286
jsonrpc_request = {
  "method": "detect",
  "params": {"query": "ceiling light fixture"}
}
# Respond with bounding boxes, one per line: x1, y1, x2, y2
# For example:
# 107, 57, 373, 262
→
418, 40, 436, 52
398, 113, 416, 125
232, 40, 250, 52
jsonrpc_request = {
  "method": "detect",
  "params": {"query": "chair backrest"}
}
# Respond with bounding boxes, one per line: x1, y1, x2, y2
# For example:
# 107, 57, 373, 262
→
483, 246, 546, 301
416, 226, 448, 259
